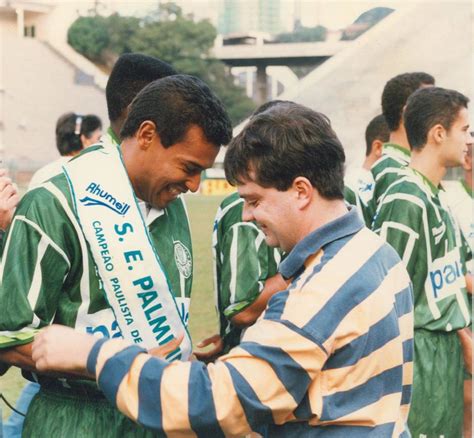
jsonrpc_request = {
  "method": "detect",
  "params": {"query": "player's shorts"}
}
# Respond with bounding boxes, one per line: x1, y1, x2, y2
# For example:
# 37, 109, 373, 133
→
408, 329, 464, 438
22, 379, 164, 438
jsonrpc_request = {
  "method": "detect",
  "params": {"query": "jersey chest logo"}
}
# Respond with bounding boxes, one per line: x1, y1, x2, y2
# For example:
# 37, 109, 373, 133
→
426, 248, 465, 300
174, 241, 192, 279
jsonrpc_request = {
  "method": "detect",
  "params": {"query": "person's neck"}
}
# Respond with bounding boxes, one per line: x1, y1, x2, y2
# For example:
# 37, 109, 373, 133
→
67, 149, 82, 158
389, 128, 410, 151
362, 155, 375, 170
409, 146, 446, 187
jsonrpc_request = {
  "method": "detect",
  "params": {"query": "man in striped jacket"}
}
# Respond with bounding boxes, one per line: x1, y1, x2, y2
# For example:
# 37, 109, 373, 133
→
33, 102, 414, 437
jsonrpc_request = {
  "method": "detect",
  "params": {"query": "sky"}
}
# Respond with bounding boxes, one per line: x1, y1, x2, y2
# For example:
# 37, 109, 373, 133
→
99, 0, 404, 30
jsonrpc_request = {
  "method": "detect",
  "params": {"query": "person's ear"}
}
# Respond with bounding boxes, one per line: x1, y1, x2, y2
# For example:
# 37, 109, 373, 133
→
136, 121, 159, 150
428, 124, 445, 145
80, 134, 88, 148
292, 177, 313, 210
372, 140, 384, 159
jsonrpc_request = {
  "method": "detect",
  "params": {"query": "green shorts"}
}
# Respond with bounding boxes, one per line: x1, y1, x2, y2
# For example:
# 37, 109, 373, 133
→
408, 329, 464, 438
22, 380, 164, 438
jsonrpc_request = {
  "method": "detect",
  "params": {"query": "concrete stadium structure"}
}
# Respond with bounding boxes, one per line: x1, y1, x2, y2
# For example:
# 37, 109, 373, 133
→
0, 1, 107, 184
219, 2, 473, 171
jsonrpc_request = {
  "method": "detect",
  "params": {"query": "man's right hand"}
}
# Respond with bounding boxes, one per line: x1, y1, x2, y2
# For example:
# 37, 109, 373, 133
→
194, 334, 224, 363
0, 169, 19, 230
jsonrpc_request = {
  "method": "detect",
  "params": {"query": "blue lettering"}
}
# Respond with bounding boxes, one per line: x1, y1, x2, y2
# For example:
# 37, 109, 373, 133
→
133, 276, 154, 290
149, 316, 171, 342
114, 223, 134, 236
443, 264, 457, 285
430, 270, 443, 298
145, 303, 163, 321
138, 290, 158, 308
124, 250, 143, 264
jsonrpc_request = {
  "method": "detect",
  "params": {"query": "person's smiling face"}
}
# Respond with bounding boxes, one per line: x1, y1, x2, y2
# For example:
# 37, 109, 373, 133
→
127, 123, 218, 208
238, 177, 297, 253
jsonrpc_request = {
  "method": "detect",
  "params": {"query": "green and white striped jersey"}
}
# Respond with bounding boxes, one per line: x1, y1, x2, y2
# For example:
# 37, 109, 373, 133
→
213, 192, 281, 352
0, 146, 193, 348
373, 167, 471, 331
344, 167, 375, 226
443, 180, 473, 272
365, 143, 411, 225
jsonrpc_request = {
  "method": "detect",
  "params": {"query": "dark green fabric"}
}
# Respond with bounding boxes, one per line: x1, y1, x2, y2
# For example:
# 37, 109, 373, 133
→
23, 386, 165, 438
408, 329, 464, 438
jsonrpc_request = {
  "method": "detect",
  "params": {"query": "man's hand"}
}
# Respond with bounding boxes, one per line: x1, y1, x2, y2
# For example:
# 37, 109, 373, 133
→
32, 325, 96, 377
458, 328, 472, 374
194, 334, 223, 363
465, 273, 472, 295
148, 334, 184, 358
0, 169, 19, 230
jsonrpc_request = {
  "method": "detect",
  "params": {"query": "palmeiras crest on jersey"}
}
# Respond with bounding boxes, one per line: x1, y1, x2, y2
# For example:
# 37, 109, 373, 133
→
174, 241, 192, 279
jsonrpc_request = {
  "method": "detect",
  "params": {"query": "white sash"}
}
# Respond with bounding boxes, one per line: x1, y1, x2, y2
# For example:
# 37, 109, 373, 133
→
63, 146, 192, 361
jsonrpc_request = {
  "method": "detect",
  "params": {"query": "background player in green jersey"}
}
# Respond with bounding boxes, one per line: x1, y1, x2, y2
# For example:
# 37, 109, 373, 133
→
344, 114, 389, 224
0, 74, 232, 437
443, 139, 473, 437
197, 191, 286, 360
373, 86, 472, 438
365, 72, 435, 224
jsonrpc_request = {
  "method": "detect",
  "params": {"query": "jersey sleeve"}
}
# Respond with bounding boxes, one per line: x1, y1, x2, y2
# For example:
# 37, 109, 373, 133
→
219, 222, 279, 319
0, 190, 71, 348
88, 316, 327, 436
343, 185, 357, 207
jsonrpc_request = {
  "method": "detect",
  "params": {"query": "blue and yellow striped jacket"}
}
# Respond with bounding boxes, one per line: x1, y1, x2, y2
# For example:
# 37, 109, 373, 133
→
87, 208, 414, 437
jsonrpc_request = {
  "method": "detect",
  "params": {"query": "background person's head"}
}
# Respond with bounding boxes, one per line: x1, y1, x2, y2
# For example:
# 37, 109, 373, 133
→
404, 86, 471, 168
106, 53, 177, 136
225, 102, 346, 252
251, 99, 295, 117
382, 72, 435, 133
56, 113, 102, 156
364, 114, 390, 169
120, 74, 232, 208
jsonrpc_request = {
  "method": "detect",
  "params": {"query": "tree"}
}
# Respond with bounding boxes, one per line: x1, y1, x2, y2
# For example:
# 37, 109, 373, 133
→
275, 24, 327, 43
106, 13, 140, 55
67, 3, 255, 125
129, 4, 255, 124
67, 16, 109, 61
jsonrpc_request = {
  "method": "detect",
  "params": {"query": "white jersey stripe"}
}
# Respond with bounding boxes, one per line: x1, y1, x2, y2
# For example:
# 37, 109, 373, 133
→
378, 192, 441, 320
229, 226, 239, 305
380, 221, 419, 267
43, 182, 92, 325
27, 236, 49, 326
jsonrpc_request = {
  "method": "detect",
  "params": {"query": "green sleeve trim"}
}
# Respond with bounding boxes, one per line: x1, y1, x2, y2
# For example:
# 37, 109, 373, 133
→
224, 294, 259, 319
0, 330, 39, 349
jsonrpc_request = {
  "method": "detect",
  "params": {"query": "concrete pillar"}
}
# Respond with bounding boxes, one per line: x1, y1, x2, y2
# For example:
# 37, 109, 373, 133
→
256, 64, 267, 105
16, 8, 24, 38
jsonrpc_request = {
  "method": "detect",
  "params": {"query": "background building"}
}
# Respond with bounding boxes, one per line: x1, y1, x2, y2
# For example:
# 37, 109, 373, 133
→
0, 0, 107, 187
217, 0, 290, 36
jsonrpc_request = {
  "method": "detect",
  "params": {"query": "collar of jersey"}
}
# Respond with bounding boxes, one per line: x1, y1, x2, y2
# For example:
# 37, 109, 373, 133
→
382, 143, 411, 160
461, 179, 473, 197
107, 126, 121, 146
408, 167, 441, 196
279, 207, 364, 279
